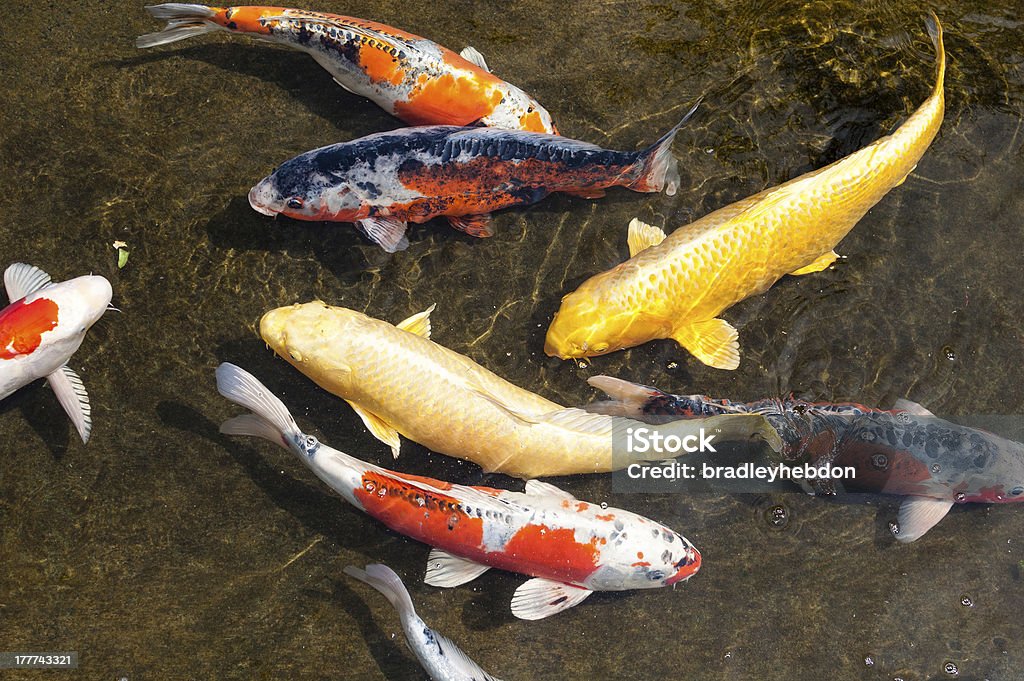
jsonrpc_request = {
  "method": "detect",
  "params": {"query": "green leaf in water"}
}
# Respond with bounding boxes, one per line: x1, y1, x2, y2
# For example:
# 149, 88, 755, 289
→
117, 248, 129, 269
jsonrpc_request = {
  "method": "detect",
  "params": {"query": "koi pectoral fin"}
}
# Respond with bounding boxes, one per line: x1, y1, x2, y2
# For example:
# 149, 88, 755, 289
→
894, 496, 953, 543
789, 250, 839, 276
346, 400, 401, 458
4, 262, 52, 301
448, 214, 494, 238
458, 46, 490, 72
356, 217, 410, 253
424, 549, 491, 587
511, 578, 593, 620
48, 366, 91, 444
672, 318, 740, 370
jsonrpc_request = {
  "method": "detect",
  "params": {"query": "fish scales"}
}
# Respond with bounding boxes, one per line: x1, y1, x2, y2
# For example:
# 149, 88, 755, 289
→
217, 364, 702, 620
546, 16, 946, 370
137, 4, 556, 133
588, 375, 1024, 542
259, 302, 778, 478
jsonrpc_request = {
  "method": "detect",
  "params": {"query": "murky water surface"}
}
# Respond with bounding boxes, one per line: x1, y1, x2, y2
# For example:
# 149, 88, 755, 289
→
1, 1, 1022, 679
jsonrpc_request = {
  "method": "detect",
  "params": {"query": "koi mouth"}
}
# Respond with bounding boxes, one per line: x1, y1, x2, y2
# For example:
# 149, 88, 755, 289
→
665, 547, 701, 585
248, 184, 278, 216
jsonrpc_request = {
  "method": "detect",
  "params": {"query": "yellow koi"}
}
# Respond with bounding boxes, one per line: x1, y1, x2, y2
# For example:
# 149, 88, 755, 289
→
545, 15, 945, 370
259, 301, 779, 478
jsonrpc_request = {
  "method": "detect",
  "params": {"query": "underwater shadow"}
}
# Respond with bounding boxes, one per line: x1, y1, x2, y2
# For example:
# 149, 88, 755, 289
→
317, 578, 423, 680
456, 574, 517, 631
203, 195, 476, 285
1, 382, 71, 460
154, 397, 409, 556
108, 44, 384, 134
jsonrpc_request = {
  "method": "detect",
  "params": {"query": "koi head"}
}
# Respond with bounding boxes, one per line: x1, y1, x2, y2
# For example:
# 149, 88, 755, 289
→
480, 85, 558, 135
588, 516, 701, 590
249, 152, 364, 222
33, 275, 112, 353
545, 286, 664, 359
259, 302, 369, 394
619, 526, 701, 589
665, 543, 702, 585
960, 433, 1024, 503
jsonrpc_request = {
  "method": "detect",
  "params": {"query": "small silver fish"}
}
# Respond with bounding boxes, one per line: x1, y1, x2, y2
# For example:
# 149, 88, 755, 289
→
345, 564, 503, 681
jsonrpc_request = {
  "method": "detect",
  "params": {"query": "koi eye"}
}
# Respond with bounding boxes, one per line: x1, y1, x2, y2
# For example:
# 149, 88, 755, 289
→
286, 197, 304, 210
1010, 486, 1024, 496
304, 435, 319, 449
593, 343, 609, 353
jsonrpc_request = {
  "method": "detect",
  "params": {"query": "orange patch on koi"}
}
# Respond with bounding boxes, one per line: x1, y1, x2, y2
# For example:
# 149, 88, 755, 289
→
359, 47, 405, 87
0, 298, 59, 360
353, 471, 485, 548
501, 525, 600, 582
518, 110, 547, 133
397, 73, 504, 126
212, 6, 283, 33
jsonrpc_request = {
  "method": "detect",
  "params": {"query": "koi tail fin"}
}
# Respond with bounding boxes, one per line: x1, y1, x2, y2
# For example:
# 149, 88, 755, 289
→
137, 4, 221, 48
925, 12, 945, 97
344, 564, 416, 616
215, 363, 302, 449
627, 99, 701, 196
586, 375, 661, 418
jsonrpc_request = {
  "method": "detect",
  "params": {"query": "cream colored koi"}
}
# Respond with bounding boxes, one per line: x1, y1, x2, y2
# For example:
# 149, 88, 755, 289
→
259, 301, 779, 478
545, 15, 945, 370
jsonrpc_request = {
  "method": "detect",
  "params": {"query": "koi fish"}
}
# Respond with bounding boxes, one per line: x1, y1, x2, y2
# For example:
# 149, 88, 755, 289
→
588, 375, 1024, 543
0, 264, 113, 443
248, 105, 696, 252
137, 4, 556, 133
216, 363, 702, 620
257, 301, 778, 479
545, 15, 945, 369
344, 563, 503, 681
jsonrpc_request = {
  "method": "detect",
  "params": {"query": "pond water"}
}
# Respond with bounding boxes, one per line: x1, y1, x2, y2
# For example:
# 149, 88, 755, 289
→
1, 1, 1021, 679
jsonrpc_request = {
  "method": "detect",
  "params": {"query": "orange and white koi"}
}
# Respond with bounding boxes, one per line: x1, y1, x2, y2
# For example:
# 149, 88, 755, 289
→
0, 264, 112, 443
137, 4, 556, 133
248, 107, 695, 251
216, 363, 702, 620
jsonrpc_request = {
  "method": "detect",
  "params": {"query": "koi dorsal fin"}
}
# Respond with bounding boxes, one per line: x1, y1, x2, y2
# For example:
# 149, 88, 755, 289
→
396, 304, 435, 339
524, 479, 575, 500
627, 218, 666, 257
4, 263, 52, 301
265, 12, 416, 54
893, 398, 935, 417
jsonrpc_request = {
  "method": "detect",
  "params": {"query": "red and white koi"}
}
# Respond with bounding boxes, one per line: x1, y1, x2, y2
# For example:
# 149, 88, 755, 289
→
137, 4, 556, 133
0, 264, 112, 443
345, 563, 503, 681
248, 106, 695, 251
216, 363, 701, 620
